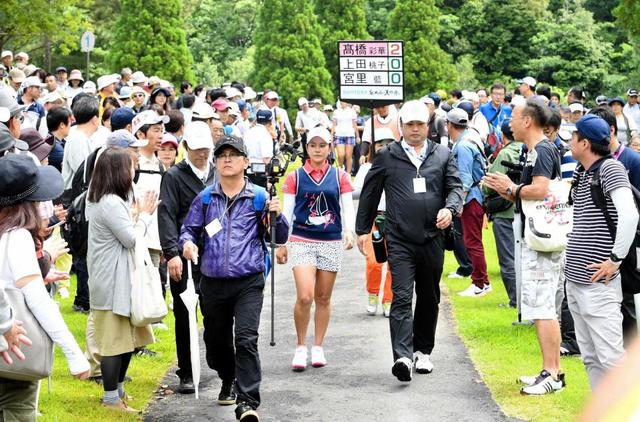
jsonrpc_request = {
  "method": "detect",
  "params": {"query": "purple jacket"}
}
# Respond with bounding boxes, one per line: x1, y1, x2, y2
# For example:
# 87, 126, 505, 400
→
179, 180, 289, 279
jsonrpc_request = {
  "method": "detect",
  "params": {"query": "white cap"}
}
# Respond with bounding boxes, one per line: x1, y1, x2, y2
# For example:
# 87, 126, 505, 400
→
131, 71, 147, 84
518, 76, 537, 87
226, 87, 242, 99
15, 52, 28, 60
68, 69, 84, 82
129, 86, 147, 99
97, 74, 119, 91
373, 127, 396, 142
23, 76, 45, 89
148, 76, 161, 86
22, 64, 37, 77
42, 91, 64, 104
1, 51, 12, 59
399, 100, 430, 123
228, 102, 240, 117
464, 91, 480, 103
183, 121, 214, 150
0, 107, 10, 122
510, 94, 526, 107
569, 102, 584, 113
419, 95, 434, 105
298, 97, 308, 107
83, 81, 97, 94
264, 91, 279, 100
313, 98, 323, 105
159, 79, 171, 88
192, 102, 219, 120
307, 126, 331, 143
131, 110, 170, 135
244, 86, 257, 100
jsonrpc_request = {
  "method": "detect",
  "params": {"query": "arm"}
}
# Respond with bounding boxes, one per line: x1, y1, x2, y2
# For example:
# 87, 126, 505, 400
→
610, 187, 639, 258
356, 154, 386, 235
455, 143, 475, 197
519, 176, 550, 201
353, 118, 360, 142
283, 193, 295, 237
158, 172, 181, 260
443, 151, 464, 215
0, 290, 13, 336
351, 164, 370, 199
340, 192, 356, 233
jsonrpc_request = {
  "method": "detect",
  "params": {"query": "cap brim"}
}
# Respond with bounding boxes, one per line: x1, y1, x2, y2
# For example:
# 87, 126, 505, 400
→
131, 139, 149, 147
214, 143, 247, 156
28, 165, 64, 202
15, 139, 29, 151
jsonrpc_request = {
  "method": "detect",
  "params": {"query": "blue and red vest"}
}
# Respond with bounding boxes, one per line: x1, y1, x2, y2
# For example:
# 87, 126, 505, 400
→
292, 167, 342, 241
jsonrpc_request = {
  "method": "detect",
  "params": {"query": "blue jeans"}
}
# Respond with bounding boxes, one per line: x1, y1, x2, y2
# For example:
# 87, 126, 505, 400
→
492, 217, 516, 307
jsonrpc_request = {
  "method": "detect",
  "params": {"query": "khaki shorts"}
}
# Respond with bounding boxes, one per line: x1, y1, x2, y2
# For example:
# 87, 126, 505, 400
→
520, 245, 563, 321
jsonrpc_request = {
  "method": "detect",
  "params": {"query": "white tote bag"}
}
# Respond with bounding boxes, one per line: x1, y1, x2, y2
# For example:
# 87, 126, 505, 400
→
129, 233, 168, 327
520, 179, 573, 252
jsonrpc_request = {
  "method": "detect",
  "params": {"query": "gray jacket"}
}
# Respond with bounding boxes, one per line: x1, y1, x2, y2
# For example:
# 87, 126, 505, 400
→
86, 194, 149, 317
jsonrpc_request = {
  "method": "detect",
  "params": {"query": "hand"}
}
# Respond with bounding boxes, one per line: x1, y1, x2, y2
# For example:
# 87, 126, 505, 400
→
357, 234, 368, 256
343, 232, 354, 250
43, 236, 69, 262
359, 155, 367, 165
1, 321, 32, 365
44, 270, 70, 284
54, 205, 67, 223
267, 197, 282, 217
182, 241, 199, 264
168, 256, 183, 282
587, 259, 621, 284
135, 191, 160, 217
483, 173, 513, 197
436, 208, 453, 229
276, 246, 288, 264
74, 369, 91, 380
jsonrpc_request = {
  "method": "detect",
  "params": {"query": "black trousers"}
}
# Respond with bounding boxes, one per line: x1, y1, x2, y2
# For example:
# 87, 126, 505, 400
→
201, 273, 265, 409
386, 234, 444, 361
169, 257, 203, 380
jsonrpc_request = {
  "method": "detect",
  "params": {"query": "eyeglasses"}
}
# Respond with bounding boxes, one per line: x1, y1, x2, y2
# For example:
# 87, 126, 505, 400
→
216, 152, 243, 160
14, 114, 24, 124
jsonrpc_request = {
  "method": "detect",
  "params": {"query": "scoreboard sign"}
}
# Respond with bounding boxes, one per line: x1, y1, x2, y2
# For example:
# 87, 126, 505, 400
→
337, 40, 404, 107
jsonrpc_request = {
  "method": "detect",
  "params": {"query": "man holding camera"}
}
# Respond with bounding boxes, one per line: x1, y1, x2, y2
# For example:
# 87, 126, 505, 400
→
244, 109, 275, 188
356, 100, 463, 382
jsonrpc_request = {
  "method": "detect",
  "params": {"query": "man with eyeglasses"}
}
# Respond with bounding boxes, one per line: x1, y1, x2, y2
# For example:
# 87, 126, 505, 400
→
130, 86, 148, 114
180, 135, 288, 422
480, 82, 512, 145
18, 76, 46, 131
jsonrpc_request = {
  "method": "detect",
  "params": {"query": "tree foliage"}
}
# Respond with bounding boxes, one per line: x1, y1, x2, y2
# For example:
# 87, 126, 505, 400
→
387, 0, 457, 96
251, 0, 333, 113
365, 0, 397, 40
109, 0, 194, 84
316, 0, 370, 87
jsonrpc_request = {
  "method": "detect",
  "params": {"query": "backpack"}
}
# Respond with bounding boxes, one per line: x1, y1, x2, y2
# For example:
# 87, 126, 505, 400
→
201, 184, 272, 277
456, 136, 488, 188
586, 157, 640, 294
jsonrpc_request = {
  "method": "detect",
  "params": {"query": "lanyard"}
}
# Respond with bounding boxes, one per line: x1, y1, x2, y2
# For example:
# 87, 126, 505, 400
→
218, 194, 239, 224
614, 144, 625, 160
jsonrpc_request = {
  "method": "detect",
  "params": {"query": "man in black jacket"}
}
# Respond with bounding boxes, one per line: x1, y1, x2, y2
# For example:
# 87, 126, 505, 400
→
356, 100, 463, 382
159, 121, 218, 395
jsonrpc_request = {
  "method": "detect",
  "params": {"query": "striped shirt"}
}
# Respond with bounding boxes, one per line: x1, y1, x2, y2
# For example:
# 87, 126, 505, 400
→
565, 159, 630, 284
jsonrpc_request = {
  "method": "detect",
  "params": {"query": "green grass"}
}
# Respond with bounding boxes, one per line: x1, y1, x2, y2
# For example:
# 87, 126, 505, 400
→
442, 224, 590, 421
38, 278, 177, 422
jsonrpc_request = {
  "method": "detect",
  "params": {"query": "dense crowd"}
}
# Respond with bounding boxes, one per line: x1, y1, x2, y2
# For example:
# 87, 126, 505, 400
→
1, 48, 640, 421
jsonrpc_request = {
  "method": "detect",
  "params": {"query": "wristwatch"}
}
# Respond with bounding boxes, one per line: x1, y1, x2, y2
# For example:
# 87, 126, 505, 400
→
610, 253, 623, 263
506, 184, 515, 198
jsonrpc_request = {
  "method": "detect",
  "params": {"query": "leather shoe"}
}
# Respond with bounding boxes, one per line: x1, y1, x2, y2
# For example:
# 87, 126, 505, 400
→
218, 379, 237, 405
235, 402, 259, 421
178, 376, 195, 394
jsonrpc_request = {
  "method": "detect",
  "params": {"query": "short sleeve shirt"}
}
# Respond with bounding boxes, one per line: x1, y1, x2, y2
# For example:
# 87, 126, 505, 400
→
332, 108, 357, 137
521, 139, 561, 185
0, 229, 41, 290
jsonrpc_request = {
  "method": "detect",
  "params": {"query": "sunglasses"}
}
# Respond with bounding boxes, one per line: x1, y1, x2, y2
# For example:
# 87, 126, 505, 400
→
133, 93, 145, 98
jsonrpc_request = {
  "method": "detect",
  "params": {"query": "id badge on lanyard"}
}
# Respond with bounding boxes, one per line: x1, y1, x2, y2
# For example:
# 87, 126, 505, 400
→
413, 170, 426, 193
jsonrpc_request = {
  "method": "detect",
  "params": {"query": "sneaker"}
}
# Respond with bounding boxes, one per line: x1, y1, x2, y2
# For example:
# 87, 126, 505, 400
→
520, 370, 565, 395
483, 284, 493, 294
457, 284, 487, 297
366, 294, 378, 315
311, 346, 327, 368
178, 376, 195, 394
134, 347, 157, 358
72, 304, 89, 314
152, 322, 169, 331
560, 342, 580, 356
391, 357, 413, 382
382, 302, 391, 318
447, 272, 466, 279
413, 351, 434, 374
218, 379, 237, 405
235, 402, 259, 421
291, 346, 307, 372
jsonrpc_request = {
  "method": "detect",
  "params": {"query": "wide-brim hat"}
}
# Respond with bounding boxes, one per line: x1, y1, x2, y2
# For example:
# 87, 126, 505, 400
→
0, 154, 64, 206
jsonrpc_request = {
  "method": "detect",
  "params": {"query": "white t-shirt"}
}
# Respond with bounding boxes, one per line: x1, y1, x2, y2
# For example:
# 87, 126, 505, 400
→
0, 229, 41, 290
333, 107, 357, 137
295, 108, 322, 131
62, 126, 94, 189
244, 124, 274, 164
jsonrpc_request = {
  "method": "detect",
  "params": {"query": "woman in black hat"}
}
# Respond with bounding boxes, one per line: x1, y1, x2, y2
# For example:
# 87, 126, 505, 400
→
0, 154, 90, 420
148, 87, 171, 114
609, 97, 638, 146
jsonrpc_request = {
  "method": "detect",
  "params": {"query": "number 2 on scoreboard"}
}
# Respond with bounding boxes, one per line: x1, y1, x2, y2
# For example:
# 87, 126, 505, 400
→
389, 42, 402, 56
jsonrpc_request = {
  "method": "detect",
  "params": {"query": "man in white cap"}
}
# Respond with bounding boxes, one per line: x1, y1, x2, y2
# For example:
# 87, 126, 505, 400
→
19, 76, 46, 131
6, 68, 25, 98
131, 71, 147, 88
517, 76, 537, 98
1, 51, 12, 71
356, 100, 463, 382
295, 97, 324, 157
14, 52, 28, 68
158, 120, 216, 395
261, 91, 293, 142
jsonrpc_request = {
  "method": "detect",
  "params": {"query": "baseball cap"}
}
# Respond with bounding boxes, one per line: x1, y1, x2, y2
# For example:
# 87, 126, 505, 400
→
516, 76, 537, 87
323, 105, 334, 112
23, 76, 45, 89
568, 102, 584, 114
1, 51, 12, 59
214, 135, 248, 156
228, 102, 240, 117
106, 129, 148, 149
608, 96, 625, 107
68, 69, 84, 82
628, 89, 639, 97
118, 85, 132, 99
307, 126, 331, 143
42, 91, 65, 105
131, 110, 170, 135
419, 95, 435, 105
576, 115, 610, 145
120, 67, 133, 76
244, 87, 257, 100
595, 95, 608, 106
192, 102, 219, 120
398, 100, 429, 123
264, 91, 279, 101
56, 66, 67, 73
147, 76, 161, 86
446, 108, 469, 126
183, 121, 213, 150
313, 98, 323, 105
97, 74, 119, 91
131, 71, 147, 84
161, 133, 179, 149
298, 97, 308, 107
501, 119, 514, 141
225, 87, 242, 99
8, 68, 25, 83
15, 52, 27, 60
0, 86, 26, 118
256, 109, 272, 124
110, 107, 136, 130
22, 64, 37, 77
0, 124, 28, 152
212, 97, 231, 111
373, 127, 396, 143
82, 81, 96, 95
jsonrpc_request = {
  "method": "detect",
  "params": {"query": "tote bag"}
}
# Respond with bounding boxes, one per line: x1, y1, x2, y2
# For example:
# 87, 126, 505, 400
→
129, 233, 167, 327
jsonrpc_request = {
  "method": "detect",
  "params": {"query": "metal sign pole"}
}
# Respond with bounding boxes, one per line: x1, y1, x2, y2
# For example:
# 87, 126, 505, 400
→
86, 51, 90, 82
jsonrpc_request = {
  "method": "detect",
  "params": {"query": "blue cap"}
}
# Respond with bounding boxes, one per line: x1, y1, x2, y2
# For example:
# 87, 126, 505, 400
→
576, 114, 610, 145
236, 99, 247, 112
110, 107, 136, 131
428, 92, 441, 106
501, 119, 514, 141
256, 109, 272, 124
